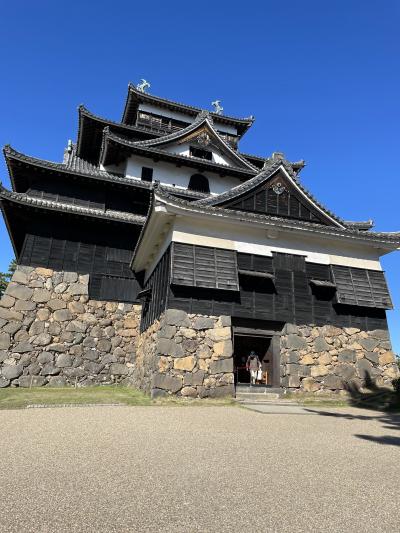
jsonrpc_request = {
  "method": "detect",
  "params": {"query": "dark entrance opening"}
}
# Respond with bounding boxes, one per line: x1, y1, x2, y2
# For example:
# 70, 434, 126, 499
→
233, 334, 277, 387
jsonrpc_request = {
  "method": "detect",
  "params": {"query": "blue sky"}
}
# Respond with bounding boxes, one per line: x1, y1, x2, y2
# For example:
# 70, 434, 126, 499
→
0, 1, 399, 350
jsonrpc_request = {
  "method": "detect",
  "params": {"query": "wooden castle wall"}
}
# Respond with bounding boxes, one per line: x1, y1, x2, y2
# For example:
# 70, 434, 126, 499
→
142, 244, 389, 331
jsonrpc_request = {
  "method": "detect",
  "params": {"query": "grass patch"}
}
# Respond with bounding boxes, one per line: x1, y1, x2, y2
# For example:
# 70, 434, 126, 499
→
284, 392, 351, 408
0, 386, 237, 410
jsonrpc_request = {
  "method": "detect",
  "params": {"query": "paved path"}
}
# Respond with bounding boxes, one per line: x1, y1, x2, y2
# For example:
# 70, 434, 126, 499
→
0, 405, 399, 532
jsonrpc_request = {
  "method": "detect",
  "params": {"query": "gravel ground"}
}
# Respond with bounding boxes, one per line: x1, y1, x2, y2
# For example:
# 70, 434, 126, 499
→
0, 405, 399, 532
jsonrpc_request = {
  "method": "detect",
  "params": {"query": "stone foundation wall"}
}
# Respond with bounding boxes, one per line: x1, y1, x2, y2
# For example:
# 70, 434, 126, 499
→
280, 324, 399, 392
0, 266, 141, 387
133, 309, 234, 398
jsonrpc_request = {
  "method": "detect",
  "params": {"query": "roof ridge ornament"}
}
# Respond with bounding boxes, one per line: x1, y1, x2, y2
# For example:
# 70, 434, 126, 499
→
211, 100, 223, 115
137, 79, 151, 93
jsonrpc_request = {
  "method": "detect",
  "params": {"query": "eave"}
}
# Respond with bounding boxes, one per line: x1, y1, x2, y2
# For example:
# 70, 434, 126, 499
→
0, 185, 145, 225
100, 130, 258, 180
121, 83, 254, 137
3, 146, 208, 200
153, 189, 400, 249
76, 105, 160, 164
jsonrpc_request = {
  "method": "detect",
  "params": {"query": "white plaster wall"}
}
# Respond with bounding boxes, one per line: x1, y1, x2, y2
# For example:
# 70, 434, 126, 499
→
162, 141, 236, 167
138, 103, 238, 135
170, 217, 384, 271
125, 156, 242, 194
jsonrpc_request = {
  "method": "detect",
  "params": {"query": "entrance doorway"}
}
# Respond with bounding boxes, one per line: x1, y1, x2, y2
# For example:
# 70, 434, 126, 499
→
233, 334, 275, 386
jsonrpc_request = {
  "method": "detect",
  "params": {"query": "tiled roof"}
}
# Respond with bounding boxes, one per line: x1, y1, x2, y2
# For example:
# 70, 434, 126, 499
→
154, 188, 400, 245
101, 129, 258, 179
130, 112, 259, 172
3, 146, 208, 200
122, 83, 255, 135
0, 184, 145, 224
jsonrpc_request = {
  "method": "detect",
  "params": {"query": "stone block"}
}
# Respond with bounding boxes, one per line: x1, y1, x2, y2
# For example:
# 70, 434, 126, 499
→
15, 300, 36, 311
68, 301, 85, 314
322, 375, 344, 390
110, 363, 129, 375
217, 315, 231, 328
32, 333, 52, 346
32, 289, 52, 303
365, 351, 379, 364
338, 350, 356, 363
66, 320, 87, 333
302, 377, 320, 392
173, 356, 196, 372
157, 325, 176, 339
299, 355, 314, 365
48, 343, 68, 352
318, 353, 332, 365
284, 324, 299, 335
63, 272, 78, 283
164, 309, 190, 327
0, 332, 11, 350
379, 352, 395, 366
0, 295, 15, 308
156, 338, 184, 358
36, 309, 50, 321
1, 364, 23, 380
182, 339, 198, 353
12, 342, 34, 353
38, 352, 53, 364
35, 267, 53, 277
206, 327, 231, 342
287, 351, 299, 364
180, 328, 197, 339
368, 329, 389, 340
334, 364, 356, 380
287, 375, 300, 388
47, 299, 67, 311
208, 384, 234, 398
357, 358, 372, 378
343, 327, 360, 336
68, 283, 88, 296
56, 354, 72, 368
0, 307, 23, 321
311, 365, 329, 378
41, 364, 61, 376
151, 388, 168, 399
209, 358, 233, 374
6, 283, 33, 300
97, 339, 112, 352
286, 364, 300, 375
285, 334, 308, 350
53, 309, 73, 322
359, 338, 380, 351
29, 321, 45, 336
314, 337, 331, 352
193, 317, 215, 330
213, 340, 233, 359
197, 345, 212, 359
0, 376, 10, 388
181, 386, 197, 398
48, 376, 67, 387
18, 376, 47, 387
152, 373, 182, 393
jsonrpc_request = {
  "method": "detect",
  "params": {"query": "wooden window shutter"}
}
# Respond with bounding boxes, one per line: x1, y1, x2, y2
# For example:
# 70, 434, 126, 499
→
171, 243, 239, 291
331, 265, 393, 309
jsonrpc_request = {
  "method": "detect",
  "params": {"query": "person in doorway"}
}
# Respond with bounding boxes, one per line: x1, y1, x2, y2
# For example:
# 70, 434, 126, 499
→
246, 351, 261, 385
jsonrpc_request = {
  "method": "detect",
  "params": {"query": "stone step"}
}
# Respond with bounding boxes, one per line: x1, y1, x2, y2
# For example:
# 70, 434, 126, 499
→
235, 392, 281, 401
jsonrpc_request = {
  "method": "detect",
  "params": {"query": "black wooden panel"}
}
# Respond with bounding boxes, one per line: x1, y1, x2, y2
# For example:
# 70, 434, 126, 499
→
20, 234, 139, 303
331, 266, 392, 309
171, 243, 239, 291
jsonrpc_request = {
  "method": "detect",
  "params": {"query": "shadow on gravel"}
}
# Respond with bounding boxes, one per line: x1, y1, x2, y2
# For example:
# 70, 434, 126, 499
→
305, 372, 400, 447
